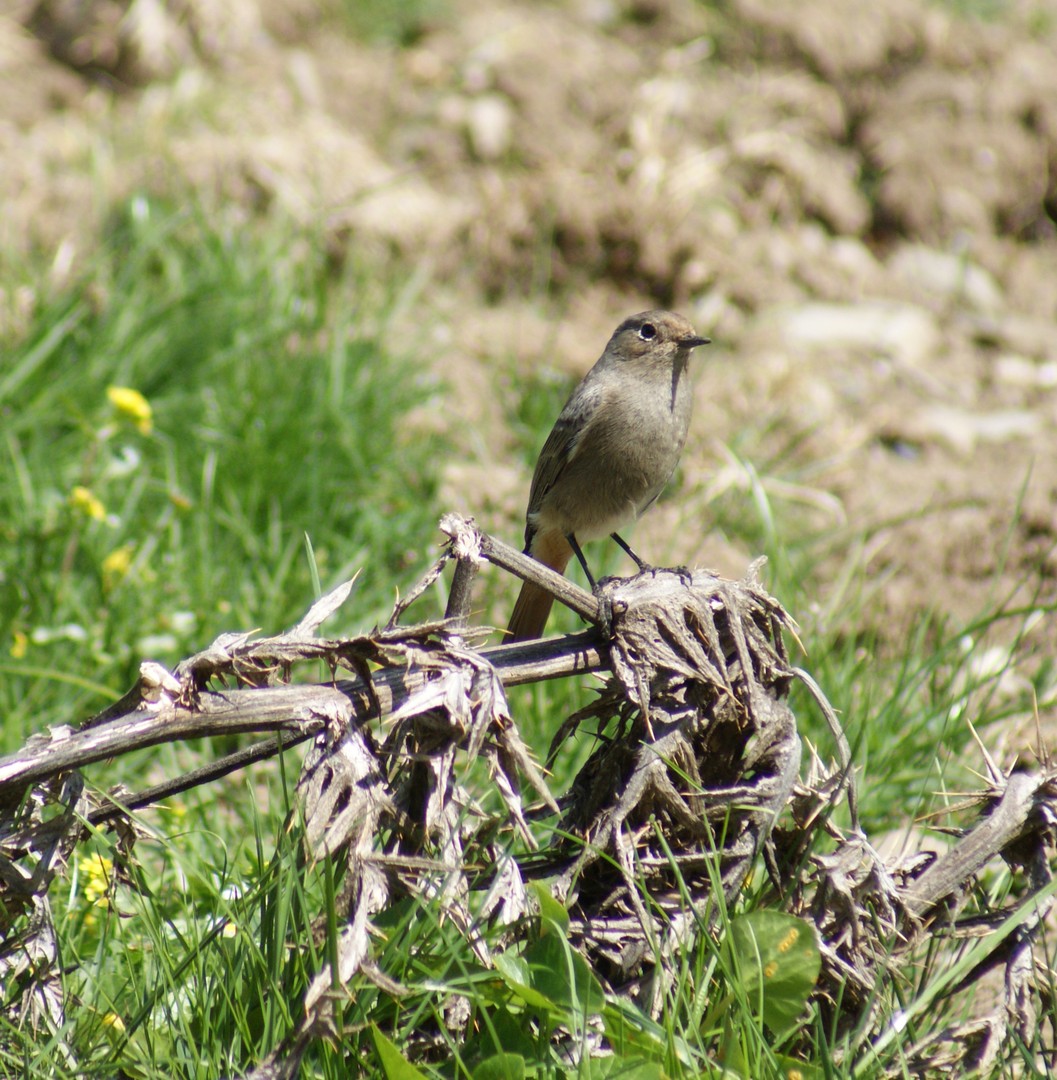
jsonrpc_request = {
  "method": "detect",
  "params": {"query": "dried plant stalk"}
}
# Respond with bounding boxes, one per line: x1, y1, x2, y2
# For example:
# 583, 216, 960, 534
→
1, 514, 1053, 1077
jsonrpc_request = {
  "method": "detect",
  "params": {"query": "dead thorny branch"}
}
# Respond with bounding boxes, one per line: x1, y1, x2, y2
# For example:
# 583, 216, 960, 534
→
1, 513, 1054, 1075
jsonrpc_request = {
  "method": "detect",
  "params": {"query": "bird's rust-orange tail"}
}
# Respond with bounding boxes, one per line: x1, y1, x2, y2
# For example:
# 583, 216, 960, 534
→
506, 530, 573, 641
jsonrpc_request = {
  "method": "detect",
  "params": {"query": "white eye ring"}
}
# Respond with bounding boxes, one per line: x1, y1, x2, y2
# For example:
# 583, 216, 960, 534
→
638, 322, 657, 341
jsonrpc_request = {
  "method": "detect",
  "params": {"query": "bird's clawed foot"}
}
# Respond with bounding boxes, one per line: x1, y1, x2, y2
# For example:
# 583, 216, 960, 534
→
591, 586, 614, 638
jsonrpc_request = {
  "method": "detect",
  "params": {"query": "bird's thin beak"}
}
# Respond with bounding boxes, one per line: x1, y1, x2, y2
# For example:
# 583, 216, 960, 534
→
683, 335, 711, 349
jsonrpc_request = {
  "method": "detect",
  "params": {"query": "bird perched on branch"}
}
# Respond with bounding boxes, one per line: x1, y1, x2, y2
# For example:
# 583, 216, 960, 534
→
507, 309, 710, 641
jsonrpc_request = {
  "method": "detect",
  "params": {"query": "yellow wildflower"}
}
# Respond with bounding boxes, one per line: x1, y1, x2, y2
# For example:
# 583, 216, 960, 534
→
101, 1012, 126, 1033
107, 386, 153, 435
78, 853, 113, 907
70, 486, 106, 521
102, 544, 134, 591
99, 1011, 127, 1048
10, 630, 27, 659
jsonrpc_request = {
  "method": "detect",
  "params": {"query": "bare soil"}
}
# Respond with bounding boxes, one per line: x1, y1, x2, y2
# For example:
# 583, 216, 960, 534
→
3, 0, 1056, 713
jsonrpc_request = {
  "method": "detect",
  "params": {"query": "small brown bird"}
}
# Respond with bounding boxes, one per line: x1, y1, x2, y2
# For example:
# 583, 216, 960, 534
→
507, 309, 710, 640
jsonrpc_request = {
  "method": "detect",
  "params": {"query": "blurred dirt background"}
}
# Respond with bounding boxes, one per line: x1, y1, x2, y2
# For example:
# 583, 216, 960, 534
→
3, 0, 1056, 671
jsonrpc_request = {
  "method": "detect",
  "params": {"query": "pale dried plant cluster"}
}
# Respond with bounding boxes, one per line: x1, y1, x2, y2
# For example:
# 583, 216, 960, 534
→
1, 515, 1054, 1075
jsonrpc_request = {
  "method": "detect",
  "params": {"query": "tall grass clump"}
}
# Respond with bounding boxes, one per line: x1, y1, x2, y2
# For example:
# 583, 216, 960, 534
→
0, 197, 445, 750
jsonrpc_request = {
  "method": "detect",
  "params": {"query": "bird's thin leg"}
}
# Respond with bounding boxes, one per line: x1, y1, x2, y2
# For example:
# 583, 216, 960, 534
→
565, 533, 596, 589
566, 533, 615, 636
611, 532, 652, 572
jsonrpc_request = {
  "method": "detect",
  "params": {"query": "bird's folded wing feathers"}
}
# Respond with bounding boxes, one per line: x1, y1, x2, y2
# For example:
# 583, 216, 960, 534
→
525, 381, 604, 517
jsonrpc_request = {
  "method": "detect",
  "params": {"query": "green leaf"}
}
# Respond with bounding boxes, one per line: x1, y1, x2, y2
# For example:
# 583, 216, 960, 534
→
584, 1056, 667, 1079
494, 949, 561, 1012
602, 1003, 668, 1062
472, 1052, 527, 1080
772, 1054, 825, 1079
723, 911, 821, 1035
370, 1024, 428, 1079
523, 933, 606, 1016
473, 1006, 538, 1060
530, 880, 570, 933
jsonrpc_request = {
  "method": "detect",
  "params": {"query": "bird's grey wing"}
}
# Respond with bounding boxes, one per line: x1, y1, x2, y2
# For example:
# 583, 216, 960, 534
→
523, 383, 603, 541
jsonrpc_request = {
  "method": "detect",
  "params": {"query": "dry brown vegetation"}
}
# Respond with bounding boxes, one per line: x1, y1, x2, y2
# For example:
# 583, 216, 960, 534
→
7, 523, 805, 1065
4, 519, 1054, 1075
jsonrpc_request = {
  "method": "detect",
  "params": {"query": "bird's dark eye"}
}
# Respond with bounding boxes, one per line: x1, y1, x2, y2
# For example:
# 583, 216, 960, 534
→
638, 322, 657, 341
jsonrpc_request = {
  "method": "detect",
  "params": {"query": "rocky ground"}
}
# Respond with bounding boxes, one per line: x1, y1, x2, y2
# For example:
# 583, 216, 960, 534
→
3, 0, 1056, 714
